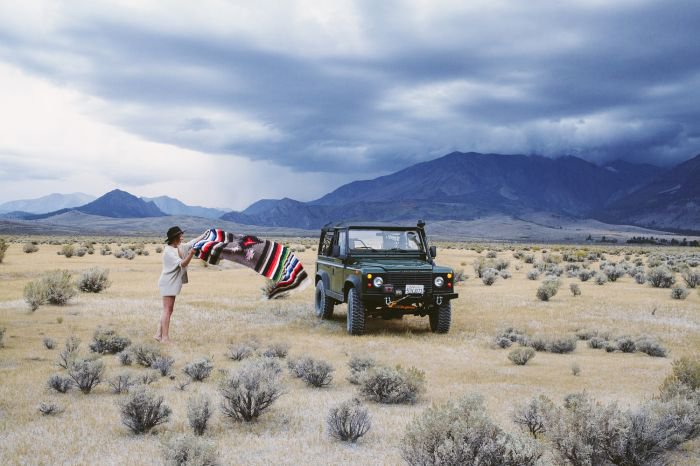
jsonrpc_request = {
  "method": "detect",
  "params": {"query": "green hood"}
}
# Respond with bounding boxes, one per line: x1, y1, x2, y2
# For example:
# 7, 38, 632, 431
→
350, 257, 434, 272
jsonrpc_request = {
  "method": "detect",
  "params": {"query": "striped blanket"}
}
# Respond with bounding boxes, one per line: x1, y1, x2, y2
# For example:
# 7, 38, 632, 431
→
192, 228, 308, 299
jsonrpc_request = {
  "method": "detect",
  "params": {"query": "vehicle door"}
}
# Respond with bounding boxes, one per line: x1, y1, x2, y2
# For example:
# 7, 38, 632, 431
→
330, 228, 348, 293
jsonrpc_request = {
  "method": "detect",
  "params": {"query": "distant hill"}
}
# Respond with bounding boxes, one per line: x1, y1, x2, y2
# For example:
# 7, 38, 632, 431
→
28, 189, 166, 219
0, 192, 95, 214
600, 153, 700, 232
142, 195, 229, 219
222, 152, 669, 229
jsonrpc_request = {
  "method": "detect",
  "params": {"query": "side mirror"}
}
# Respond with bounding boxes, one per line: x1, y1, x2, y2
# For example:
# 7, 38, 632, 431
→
429, 245, 437, 258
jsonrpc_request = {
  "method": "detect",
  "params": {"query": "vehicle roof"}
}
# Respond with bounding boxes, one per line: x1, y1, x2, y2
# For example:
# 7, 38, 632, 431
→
321, 221, 423, 231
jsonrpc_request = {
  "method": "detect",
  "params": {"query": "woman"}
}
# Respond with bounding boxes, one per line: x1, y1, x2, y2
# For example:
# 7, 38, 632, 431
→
155, 226, 197, 343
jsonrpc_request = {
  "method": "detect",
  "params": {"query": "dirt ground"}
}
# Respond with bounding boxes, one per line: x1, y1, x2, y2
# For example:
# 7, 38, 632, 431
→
0, 239, 698, 465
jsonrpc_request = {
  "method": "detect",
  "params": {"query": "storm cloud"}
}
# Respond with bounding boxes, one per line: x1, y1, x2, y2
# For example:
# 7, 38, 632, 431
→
0, 0, 699, 206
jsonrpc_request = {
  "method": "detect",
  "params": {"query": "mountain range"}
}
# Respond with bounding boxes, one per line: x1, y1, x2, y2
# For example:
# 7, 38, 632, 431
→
1, 152, 698, 234
221, 152, 699, 232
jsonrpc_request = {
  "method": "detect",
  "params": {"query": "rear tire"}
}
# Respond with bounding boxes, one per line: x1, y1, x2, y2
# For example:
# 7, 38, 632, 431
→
315, 280, 334, 319
346, 288, 366, 335
429, 302, 451, 333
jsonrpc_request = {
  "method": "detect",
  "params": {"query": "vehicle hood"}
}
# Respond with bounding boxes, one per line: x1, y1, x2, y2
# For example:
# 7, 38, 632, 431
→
350, 257, 433, 272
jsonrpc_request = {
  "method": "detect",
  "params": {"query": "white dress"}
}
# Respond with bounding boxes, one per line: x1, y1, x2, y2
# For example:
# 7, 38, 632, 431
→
158, 240, 195, 296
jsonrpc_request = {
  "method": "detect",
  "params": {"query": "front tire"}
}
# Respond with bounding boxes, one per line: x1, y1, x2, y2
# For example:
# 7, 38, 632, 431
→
429, 302, 451, 333
315, 280, 334, 319
346, 288, 366, 335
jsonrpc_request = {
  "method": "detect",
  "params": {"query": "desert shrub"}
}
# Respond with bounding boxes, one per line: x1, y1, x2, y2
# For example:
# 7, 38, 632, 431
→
574, 329, 597, 340
61, 244, 75, 258
187, 394, 212, 436
43, 337, 56, 349
681, 269, 700, 288
294, 357, 335, 387
23, 242, 39, 253
635, 336, 667, 357
670, 286, 689, 300
647, 266, 676, 288
183, 359, 214, 382
130, 342, 163, 367
634, 272, 646, 284
155, 246, 163, 253
109, 373, 137, 394
43, 270, 77, 305
615, 336, 636, 353
262, 342, 289, 358
47, 374, 73, 393
219, 359, 284, 422
347, 355, 376, 385
57, 336, 81, 369
660, 356, 700, 398
0, 238, 8, 263
526, 269, 540, 280
139, 371, 158, 386
453, 268, 468, 283
118, 387, 171, 434
152, 356, 175, 377
494, 258, 510, 271
327, 398, 371, 443
508, 347, 536, 366
569, 283, 581, 296
24, 280, 45, 311
89, 327, 130, 354
118, 351, 133, 366
588, 337, 608, 349
162, 434, 219, 466
481, 268, 498, 286
594, 272, 608, 285
75, 247, 87, 257
523, 335, 548, 352
545, 392, 700, 466
360, 365, 425, 404
536, 278, 560, 301
497, 327, 527, 345
486, 250, 497, 259
77, 267, 111, 293
100, 245, 112, 256
571, 362, 581, 376
495, 336, 512, 349
499, 270, 512, 279
578, 269, 593, 282
68, 358, 105, 394
401, 393, 542, 466
547, 336, 577, 354
226, 343, 254, 361
603, 264, 624, 282
512, 395, 555, 438
38, 402, 64, 416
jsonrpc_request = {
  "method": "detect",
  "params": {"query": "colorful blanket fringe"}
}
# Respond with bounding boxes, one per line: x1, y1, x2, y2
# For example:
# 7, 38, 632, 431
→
192, 228, 308, 299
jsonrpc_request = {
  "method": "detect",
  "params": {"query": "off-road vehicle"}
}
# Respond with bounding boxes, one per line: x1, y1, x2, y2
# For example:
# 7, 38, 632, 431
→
314, 220, 458, 335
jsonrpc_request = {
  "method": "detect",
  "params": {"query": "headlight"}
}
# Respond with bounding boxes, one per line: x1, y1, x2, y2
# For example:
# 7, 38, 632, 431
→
373, 276, 384, 287
434, 276, 445, 287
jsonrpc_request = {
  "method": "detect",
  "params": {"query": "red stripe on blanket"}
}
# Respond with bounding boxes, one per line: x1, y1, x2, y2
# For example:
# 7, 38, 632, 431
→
264, 243, 282, 278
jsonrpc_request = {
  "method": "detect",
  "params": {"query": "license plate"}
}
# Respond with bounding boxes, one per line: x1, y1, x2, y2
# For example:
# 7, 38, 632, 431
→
405, 284, 424, 295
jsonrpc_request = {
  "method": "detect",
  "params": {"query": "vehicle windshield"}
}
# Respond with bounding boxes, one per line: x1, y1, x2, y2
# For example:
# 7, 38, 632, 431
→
348, 229, 424, 253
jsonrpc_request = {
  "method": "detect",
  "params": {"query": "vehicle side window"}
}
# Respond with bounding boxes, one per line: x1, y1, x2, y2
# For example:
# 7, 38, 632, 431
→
320, 230, 335, 256
337, 230, 347, 256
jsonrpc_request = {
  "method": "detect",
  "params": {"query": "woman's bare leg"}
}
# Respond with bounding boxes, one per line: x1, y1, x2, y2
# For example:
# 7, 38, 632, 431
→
158, 296, 176, 343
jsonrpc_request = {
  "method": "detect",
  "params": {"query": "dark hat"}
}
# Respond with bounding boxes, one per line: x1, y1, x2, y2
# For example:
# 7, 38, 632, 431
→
165, 226, 184, 244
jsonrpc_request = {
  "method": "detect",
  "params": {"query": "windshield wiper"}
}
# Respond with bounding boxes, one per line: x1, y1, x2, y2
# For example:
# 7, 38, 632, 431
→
354, 246, 378, 252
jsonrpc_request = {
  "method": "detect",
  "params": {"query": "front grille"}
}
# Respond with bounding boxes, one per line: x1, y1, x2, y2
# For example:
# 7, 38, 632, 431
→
383, 272, 433, 294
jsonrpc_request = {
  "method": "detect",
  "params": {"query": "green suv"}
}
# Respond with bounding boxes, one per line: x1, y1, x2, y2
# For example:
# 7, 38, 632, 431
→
314, 220, 458, 335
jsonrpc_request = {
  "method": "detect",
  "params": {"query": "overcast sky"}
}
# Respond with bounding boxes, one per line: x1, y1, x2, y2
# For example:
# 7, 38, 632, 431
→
1, 0, 699, 210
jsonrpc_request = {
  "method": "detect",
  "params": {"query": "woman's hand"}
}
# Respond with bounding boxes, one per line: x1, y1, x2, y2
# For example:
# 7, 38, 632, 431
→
181, 248, 197, 268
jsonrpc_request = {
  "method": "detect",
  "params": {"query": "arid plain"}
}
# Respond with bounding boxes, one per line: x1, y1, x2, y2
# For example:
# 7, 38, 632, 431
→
0, 238, 698, 465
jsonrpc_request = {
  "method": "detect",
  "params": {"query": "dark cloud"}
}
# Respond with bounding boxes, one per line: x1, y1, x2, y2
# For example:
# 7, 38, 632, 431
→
1, 0, 699, 176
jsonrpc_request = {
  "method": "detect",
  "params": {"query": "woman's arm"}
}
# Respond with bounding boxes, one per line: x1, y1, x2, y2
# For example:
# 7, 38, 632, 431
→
180, 248, 196, 268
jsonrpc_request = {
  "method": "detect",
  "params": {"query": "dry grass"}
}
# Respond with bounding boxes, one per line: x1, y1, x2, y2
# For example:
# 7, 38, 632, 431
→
0, 240, 699, 464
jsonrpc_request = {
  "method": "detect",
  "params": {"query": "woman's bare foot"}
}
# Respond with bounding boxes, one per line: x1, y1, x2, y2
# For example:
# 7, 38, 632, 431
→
153, 335, 161, 342
160, 337, 171, 344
